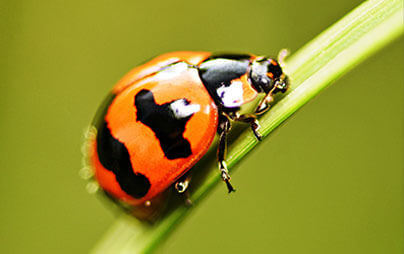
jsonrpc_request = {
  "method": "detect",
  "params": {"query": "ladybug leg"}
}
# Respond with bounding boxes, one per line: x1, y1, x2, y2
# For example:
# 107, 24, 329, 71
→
175, 175, 191, 194
255, 93, 274, 115
175, 175, 193, 206
255, 82, 278, 115
230, 113, 262, 141
217, 113, 235, 193
255, 76, 289, 115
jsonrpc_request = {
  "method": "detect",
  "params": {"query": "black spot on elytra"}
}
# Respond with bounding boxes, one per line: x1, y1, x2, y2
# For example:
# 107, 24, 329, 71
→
199, 58, 249, 87
97, 121, 151, 199
135, 89, 194, 159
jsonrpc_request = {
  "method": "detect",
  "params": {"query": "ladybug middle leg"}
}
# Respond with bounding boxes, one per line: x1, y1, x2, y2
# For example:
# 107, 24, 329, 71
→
229, 112, 262, 141
217, 113, 235, 193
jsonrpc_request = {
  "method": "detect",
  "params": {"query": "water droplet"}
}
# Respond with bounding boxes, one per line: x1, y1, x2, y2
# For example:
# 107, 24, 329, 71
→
86, 181, 99, 194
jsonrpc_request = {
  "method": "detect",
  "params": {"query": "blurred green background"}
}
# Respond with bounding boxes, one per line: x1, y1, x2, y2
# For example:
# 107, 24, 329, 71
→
1, 0, 403, 253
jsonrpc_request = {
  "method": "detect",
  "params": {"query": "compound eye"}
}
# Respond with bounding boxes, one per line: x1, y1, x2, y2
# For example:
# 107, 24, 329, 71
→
267, 59, 283, 79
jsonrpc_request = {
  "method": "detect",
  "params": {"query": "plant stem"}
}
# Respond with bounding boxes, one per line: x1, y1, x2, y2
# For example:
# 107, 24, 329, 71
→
91, 0, 403, 253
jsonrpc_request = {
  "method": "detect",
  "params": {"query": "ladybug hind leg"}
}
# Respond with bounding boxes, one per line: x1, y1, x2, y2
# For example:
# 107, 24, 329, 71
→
175, 176, 190, 194
175, 174, 193, 206
217, 113, 235, 193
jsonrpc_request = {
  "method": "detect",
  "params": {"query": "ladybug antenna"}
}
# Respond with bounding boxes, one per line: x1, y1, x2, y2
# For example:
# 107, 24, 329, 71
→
277, 48, 289, 68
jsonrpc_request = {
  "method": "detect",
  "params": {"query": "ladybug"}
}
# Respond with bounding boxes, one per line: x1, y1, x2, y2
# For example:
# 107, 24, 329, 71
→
88, 51, 289, 215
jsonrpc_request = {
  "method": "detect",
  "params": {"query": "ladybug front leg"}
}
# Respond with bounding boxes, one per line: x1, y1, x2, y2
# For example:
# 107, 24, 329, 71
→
217, 113, 235, 193
255, 86, 276, 115
255, 76, 290, 115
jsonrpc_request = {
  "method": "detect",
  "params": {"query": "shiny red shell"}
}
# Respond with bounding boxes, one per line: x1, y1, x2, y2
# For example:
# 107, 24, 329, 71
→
90, 52, 220, 206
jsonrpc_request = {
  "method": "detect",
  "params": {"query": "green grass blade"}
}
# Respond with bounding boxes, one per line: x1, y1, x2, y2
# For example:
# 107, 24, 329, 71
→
90, 0, 403, 253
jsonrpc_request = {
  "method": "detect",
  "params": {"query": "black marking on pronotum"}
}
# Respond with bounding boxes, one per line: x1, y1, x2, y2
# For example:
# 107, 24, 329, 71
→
135, 89, 195, 160
198, 56, 249, 110
97, 121, 151, 199
199, 58, 249, 87
208, 53, 252, 61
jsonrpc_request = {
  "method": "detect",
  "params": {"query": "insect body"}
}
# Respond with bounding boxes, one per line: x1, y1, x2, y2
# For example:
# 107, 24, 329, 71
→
89, 51, 289, 211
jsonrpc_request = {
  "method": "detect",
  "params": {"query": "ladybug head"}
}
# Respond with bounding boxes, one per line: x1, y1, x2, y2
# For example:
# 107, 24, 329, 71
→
250, 57, 289, 94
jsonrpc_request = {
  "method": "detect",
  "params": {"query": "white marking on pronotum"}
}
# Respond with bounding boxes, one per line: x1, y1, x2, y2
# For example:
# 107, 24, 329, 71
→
217, 80, 244, 108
